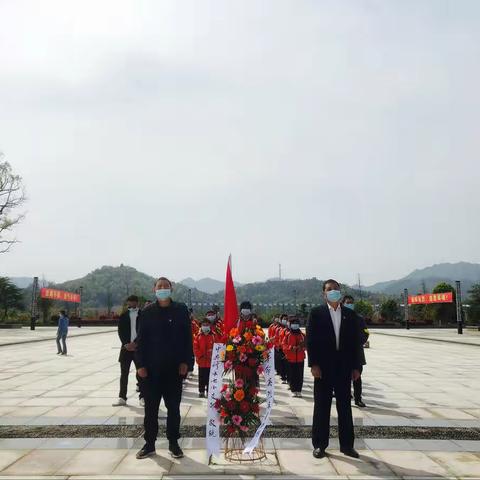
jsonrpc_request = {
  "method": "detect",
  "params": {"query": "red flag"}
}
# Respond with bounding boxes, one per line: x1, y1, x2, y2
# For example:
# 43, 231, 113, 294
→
223, 254, 239, 336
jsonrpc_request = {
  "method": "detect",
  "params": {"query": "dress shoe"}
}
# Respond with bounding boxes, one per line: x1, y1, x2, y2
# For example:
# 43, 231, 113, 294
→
340, 447, 360, 458
355, 400, 366, 408
312, 448, 326, 459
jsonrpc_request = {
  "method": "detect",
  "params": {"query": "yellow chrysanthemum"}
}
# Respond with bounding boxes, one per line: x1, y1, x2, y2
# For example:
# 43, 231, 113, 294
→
226, 345, 234, 351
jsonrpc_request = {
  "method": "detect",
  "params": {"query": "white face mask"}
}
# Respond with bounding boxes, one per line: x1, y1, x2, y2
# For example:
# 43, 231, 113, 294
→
206, 315, 216, 322
241, 309, 251, 317
201, 326, 211, 334
128, 307, 138, 312
290, 323, 300, 331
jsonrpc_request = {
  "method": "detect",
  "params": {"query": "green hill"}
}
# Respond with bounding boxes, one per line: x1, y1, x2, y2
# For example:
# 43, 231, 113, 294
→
56, 265, 212, 308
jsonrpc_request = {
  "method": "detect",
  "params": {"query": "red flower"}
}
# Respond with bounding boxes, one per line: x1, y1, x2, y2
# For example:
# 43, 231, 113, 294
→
214, 399, 221, 409
248, 357, 257, 367
240, 401, 250, 413
227, 425, 236, 435
226, 400, 236, 411
252, 403, 260, 413
249, 386, 259, 396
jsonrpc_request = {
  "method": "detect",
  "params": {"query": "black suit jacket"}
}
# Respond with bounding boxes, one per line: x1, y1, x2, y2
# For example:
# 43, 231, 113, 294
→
118, 310, 139, 361
306, 304, 362, 377
135, 301, 193, 377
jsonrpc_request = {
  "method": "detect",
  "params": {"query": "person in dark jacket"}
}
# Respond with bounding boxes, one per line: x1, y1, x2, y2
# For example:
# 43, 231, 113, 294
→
56, 310, 69, 355
342, 295, 370, 408
306, 279, 362, 460
113, 295, 143, 407
135, 277, 193, 460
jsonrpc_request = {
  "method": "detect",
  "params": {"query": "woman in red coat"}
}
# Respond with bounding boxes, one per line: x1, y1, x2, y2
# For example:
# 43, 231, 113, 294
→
193, 319, 215, 398
283, 318, 306, 397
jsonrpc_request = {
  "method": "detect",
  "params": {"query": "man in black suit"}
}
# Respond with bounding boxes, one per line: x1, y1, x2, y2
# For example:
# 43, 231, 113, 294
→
306, 279, 362, 459
135, 277, 193, 460
113, 295, 143, 407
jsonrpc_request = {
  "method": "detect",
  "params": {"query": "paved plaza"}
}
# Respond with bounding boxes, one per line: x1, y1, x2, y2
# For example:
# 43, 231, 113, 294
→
0, 327, 479, 478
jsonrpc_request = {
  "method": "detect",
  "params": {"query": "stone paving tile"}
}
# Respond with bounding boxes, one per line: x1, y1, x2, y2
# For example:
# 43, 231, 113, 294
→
451, 440, 480, 452
1, 449, 78, 476
56, 449, 129, 475
0, 438, 44, 449
405, 439, 461, 452
38, 438, 92, 449
0, 450, 30, 471
328, 450, 396, 477
374, 450, 452, 477
276, 449, 338, 475
427, 451, 480, 477
112, 449, 172, 475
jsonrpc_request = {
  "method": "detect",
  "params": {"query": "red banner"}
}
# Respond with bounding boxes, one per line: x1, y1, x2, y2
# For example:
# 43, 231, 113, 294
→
408, 292, 453, 305
40, 288, 81, 303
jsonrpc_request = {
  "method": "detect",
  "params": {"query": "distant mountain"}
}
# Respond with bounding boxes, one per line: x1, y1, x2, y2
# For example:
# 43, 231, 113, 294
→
8, 277, 33, 289
366, 262, 480, 296
54, 265, 213, 309
180, 277, 243, 294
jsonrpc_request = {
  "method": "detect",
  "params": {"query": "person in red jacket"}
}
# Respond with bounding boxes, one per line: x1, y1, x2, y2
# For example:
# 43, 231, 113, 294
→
283, 317, 306, 397
278, 314, 289, 384
193, 319, 215, 398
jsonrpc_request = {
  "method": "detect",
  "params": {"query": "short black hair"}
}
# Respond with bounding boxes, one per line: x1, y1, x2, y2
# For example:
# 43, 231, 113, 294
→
127, 295, 139, 302
60, 310, 66, 315
156, 277, 172, 287
240, 301, 252, 310
323, 279, 340, 291
342, 295, 354, 303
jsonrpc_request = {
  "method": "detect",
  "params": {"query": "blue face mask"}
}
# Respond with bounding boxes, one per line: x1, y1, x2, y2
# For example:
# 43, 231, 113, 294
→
155, 288, 171, 300
290, 323, 300, 331
201, 326, 211, 334
344, 303, 355, 311
326, 289, 342, 303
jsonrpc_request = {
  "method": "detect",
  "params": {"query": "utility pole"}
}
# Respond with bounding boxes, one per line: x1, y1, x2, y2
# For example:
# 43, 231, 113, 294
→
455, 281, 463, 335
30, 277, 39, 331
78, 286, 83, 328
188, 289, 192, 309
404, 288, 409, 330
358, 273, 363, 300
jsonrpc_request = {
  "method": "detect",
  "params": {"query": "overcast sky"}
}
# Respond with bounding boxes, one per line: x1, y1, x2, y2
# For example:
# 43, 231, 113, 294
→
1, 0, 479, 286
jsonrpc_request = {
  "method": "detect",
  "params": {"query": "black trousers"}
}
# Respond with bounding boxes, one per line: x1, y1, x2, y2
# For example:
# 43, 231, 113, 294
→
312, 371, 355, 450
276, 349, 288, 381
288, 361, 304, 392
353, 366, 364, 401
198, 367, 210, 393
143, 374, 183, 445
119, 351, 143, 400
56, 334, 67, 354
274, 348, 281, 374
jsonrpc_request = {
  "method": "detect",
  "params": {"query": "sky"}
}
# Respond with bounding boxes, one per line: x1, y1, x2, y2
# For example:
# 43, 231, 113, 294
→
1, 0, 480, 286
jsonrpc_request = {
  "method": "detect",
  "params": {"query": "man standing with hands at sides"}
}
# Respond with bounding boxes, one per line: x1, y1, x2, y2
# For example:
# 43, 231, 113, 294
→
135, 277, 193, 460
307, 279, 362, 459
113, 295, 143, 407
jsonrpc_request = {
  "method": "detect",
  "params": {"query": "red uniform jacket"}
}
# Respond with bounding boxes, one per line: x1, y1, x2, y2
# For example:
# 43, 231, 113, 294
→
283, 330, 306, 363
193, 332, 215, 368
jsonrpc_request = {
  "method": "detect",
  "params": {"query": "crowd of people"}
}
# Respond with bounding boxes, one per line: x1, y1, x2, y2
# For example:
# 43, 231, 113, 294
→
57, 276, 370, 461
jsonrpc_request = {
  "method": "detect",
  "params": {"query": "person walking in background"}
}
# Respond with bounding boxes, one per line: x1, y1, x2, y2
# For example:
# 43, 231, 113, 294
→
113, 295, 144, 407
342, 295, 369, 408
135, 277, 193, 460
56, 310, 69, 355
193, 318, 215, 398
307, 279, 362, 459
283, 316, 306, 397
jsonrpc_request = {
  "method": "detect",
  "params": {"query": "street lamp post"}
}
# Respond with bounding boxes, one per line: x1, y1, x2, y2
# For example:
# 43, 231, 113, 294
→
404, 288, 409, 330
455, 281, 463, 335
